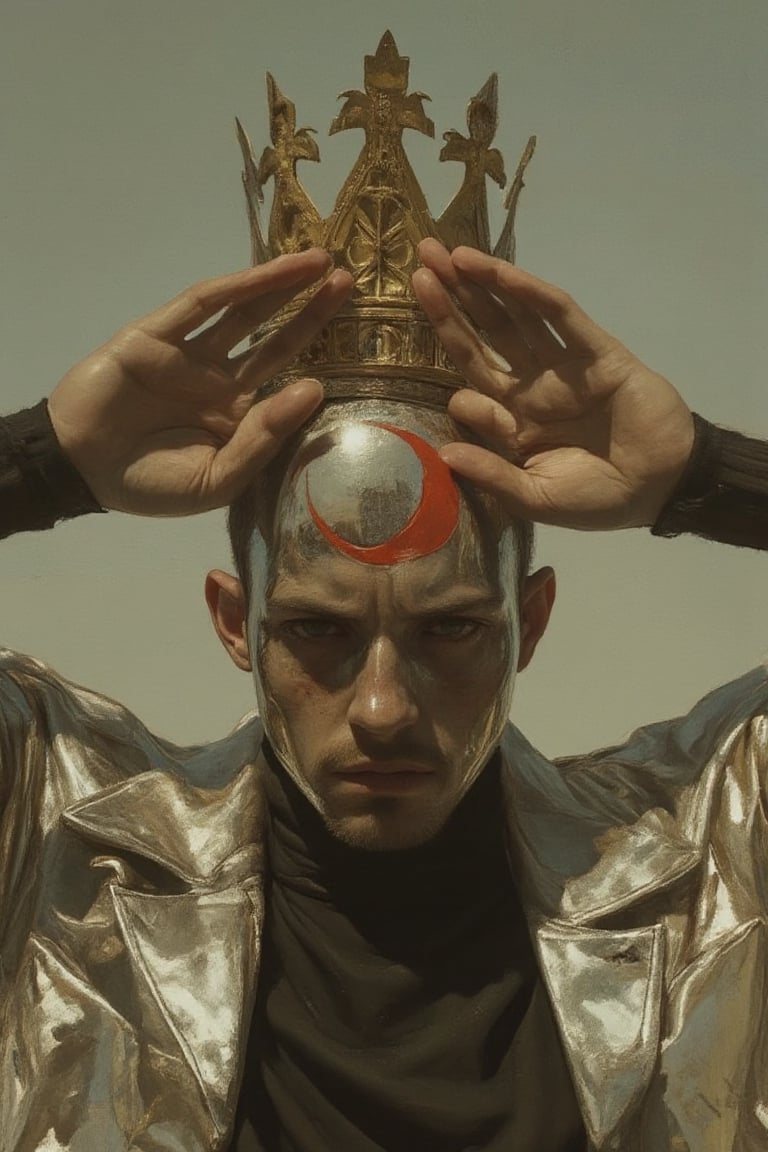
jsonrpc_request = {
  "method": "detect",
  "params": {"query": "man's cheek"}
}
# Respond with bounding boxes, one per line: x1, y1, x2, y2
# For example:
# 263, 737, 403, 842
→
271, 659, 329, 719
255, 638, 327, 734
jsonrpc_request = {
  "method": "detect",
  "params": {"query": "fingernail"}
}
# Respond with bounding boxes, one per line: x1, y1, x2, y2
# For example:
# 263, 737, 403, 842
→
438, 444, 461, 465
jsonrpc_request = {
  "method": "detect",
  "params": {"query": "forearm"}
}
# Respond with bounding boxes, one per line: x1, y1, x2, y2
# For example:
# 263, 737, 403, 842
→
0, 400, 103, 540
651, 415, 768, 550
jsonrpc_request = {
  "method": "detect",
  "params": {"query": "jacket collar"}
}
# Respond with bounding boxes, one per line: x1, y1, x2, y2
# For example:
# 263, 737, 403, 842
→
61, 716, 268, 886
497, 722, 703, 924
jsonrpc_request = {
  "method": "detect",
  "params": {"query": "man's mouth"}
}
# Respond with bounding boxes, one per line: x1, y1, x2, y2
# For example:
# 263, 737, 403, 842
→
335, 761, 435, 775
334, 764, 436, 792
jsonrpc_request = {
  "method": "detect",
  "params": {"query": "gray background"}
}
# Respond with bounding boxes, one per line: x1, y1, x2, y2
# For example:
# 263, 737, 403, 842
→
1, 0, 765, 758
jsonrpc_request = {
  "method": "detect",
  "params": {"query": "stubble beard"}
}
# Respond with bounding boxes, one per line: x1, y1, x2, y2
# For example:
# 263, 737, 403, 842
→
320, 792, 453, 852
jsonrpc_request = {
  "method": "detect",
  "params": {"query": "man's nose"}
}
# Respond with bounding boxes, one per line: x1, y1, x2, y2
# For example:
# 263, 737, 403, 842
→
346, 635, 419, 739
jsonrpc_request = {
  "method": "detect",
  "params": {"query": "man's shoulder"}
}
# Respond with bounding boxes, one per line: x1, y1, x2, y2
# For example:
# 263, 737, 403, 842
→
503, 663, 768, 825
563, 663, 768, 785
0, 647, 265, 806
501, 666, 768, 918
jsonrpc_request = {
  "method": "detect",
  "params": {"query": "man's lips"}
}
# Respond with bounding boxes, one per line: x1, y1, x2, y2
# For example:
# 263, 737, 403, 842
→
334, 762, 435, 776
334, 764, 436, 792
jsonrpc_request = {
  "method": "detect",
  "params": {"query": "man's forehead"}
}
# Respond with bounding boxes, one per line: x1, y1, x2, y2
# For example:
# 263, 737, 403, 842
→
246, 401, 522, 612
277, 415, 460, 566
266, 550, 504, 615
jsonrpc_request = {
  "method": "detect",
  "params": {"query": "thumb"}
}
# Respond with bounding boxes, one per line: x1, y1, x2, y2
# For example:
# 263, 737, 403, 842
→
207, 379, 323, 504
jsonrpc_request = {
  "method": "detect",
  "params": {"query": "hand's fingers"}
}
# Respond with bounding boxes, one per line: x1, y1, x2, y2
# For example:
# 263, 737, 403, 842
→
450, 366, 613, 460
459, 278, 565, 364
412, 267, 510, 401
140, 249, 334, 343
234, 268, 353, 387
190, 273, 335, 362
451, 277, 552, 374
205, 378, 324, 503
447, 390, 520, 459
451, 247, 614, 355
438, 441, 554, 522
417, 237, 455, 279
419, 238, 557, 368
418, 239, 536, 376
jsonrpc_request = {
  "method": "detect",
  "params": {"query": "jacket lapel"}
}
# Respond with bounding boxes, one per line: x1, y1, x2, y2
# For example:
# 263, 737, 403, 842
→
61, 746, 268, 1139
111, 882, 263, 1136
536, 919, 664, 1148
498, 724, 703, 1149
659, 917, 765, 1152
62, 752, 267, 885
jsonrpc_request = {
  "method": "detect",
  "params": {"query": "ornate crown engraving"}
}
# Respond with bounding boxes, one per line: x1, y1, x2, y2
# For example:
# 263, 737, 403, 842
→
237, 32, 536, 406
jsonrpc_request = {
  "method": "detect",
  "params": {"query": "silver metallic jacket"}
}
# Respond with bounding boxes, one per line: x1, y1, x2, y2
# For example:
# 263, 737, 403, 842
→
1, 649, 768, 1151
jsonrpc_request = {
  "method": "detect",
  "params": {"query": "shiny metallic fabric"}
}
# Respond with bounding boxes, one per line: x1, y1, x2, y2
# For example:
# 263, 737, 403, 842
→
2, 648, 768, 1150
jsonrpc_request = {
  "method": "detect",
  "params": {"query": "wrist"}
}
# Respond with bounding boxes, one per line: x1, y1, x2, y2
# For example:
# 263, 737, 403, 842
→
0, 400, 104, 536
651, 413, 768, 549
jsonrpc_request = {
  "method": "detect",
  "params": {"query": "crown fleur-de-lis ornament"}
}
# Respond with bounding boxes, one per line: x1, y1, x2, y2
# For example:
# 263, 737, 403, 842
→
438, 73, 507, 253
257, 75, 323, 254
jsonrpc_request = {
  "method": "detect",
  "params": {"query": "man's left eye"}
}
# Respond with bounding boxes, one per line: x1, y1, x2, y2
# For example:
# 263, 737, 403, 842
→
424, 618, 482, 640
285, 619, 345, 640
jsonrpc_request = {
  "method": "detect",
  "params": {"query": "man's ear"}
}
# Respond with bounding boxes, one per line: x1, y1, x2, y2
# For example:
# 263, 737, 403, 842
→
517, 566, 556, 672
205, 570, 252, 672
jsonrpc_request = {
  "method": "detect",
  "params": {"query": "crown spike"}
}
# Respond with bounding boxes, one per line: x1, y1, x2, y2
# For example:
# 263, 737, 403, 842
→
236, 116, 271, 265
255, 74, 323, 254
364, 31, 410, 93
437, 73, 506, 252
493, 134, 537, 264
468, 73, 499, 148
324, 35, 436, 298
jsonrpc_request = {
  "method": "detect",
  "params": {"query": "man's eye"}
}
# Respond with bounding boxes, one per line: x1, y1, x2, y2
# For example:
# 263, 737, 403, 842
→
284, 619, 345, 641
424, 618, 482, 640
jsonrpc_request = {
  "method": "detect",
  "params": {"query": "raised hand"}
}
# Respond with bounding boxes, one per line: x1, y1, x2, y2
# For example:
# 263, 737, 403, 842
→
48, 250, 352, 516
413, 239, 694, 530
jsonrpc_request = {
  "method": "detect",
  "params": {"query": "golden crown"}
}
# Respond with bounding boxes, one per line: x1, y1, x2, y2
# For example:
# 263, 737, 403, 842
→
237, 31, 536, 408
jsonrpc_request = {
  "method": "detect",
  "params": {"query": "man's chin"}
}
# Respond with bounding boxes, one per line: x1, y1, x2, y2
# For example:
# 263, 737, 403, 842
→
322, 807, 449, 852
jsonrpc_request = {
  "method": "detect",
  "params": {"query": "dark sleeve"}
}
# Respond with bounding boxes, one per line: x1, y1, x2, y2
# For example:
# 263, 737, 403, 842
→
651, 414, 768, 550
0, 400, 103, 540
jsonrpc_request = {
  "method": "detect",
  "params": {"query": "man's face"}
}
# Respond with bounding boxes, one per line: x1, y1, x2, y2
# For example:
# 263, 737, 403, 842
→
242, 403, 530, 852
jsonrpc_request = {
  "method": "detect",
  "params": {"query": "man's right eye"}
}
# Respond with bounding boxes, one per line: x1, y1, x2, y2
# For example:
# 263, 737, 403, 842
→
283, 619, 345, 640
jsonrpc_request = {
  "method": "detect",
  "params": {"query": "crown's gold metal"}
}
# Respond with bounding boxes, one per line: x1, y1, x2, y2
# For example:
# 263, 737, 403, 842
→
237, 32, 536, 407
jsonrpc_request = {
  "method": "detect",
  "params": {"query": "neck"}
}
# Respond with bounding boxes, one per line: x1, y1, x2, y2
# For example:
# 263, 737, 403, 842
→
261, 743, 510, 921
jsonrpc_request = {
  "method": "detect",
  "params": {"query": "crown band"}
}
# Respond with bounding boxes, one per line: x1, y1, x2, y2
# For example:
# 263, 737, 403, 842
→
257, 372, 460, 411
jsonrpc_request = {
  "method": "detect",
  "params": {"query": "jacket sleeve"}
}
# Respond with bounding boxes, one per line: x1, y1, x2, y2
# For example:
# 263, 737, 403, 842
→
651, 413, 768, 550
0, 400, 103, 539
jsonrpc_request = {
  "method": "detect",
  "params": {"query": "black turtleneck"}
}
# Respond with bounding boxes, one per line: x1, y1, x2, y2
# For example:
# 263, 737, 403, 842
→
229, 747, 585, 1151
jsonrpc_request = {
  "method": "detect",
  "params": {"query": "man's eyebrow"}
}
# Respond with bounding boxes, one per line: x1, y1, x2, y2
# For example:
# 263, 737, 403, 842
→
266, 591, 505, 615
266, 595, 358, 616
411, 592, 505, 615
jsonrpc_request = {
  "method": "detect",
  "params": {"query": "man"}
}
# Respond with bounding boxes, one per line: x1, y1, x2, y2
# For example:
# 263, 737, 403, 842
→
2, 34, 768, 1152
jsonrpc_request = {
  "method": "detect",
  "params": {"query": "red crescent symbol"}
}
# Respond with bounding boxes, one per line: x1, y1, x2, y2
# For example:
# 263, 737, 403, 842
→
306, 422, 460, 566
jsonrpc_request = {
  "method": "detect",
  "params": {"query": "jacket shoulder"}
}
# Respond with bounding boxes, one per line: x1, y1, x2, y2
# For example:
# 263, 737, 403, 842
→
558, 664, 768, 819
0, 647, 263, 814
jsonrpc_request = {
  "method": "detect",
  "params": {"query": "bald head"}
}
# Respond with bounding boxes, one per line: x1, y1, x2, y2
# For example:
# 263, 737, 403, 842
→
228, 396, 533, 607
